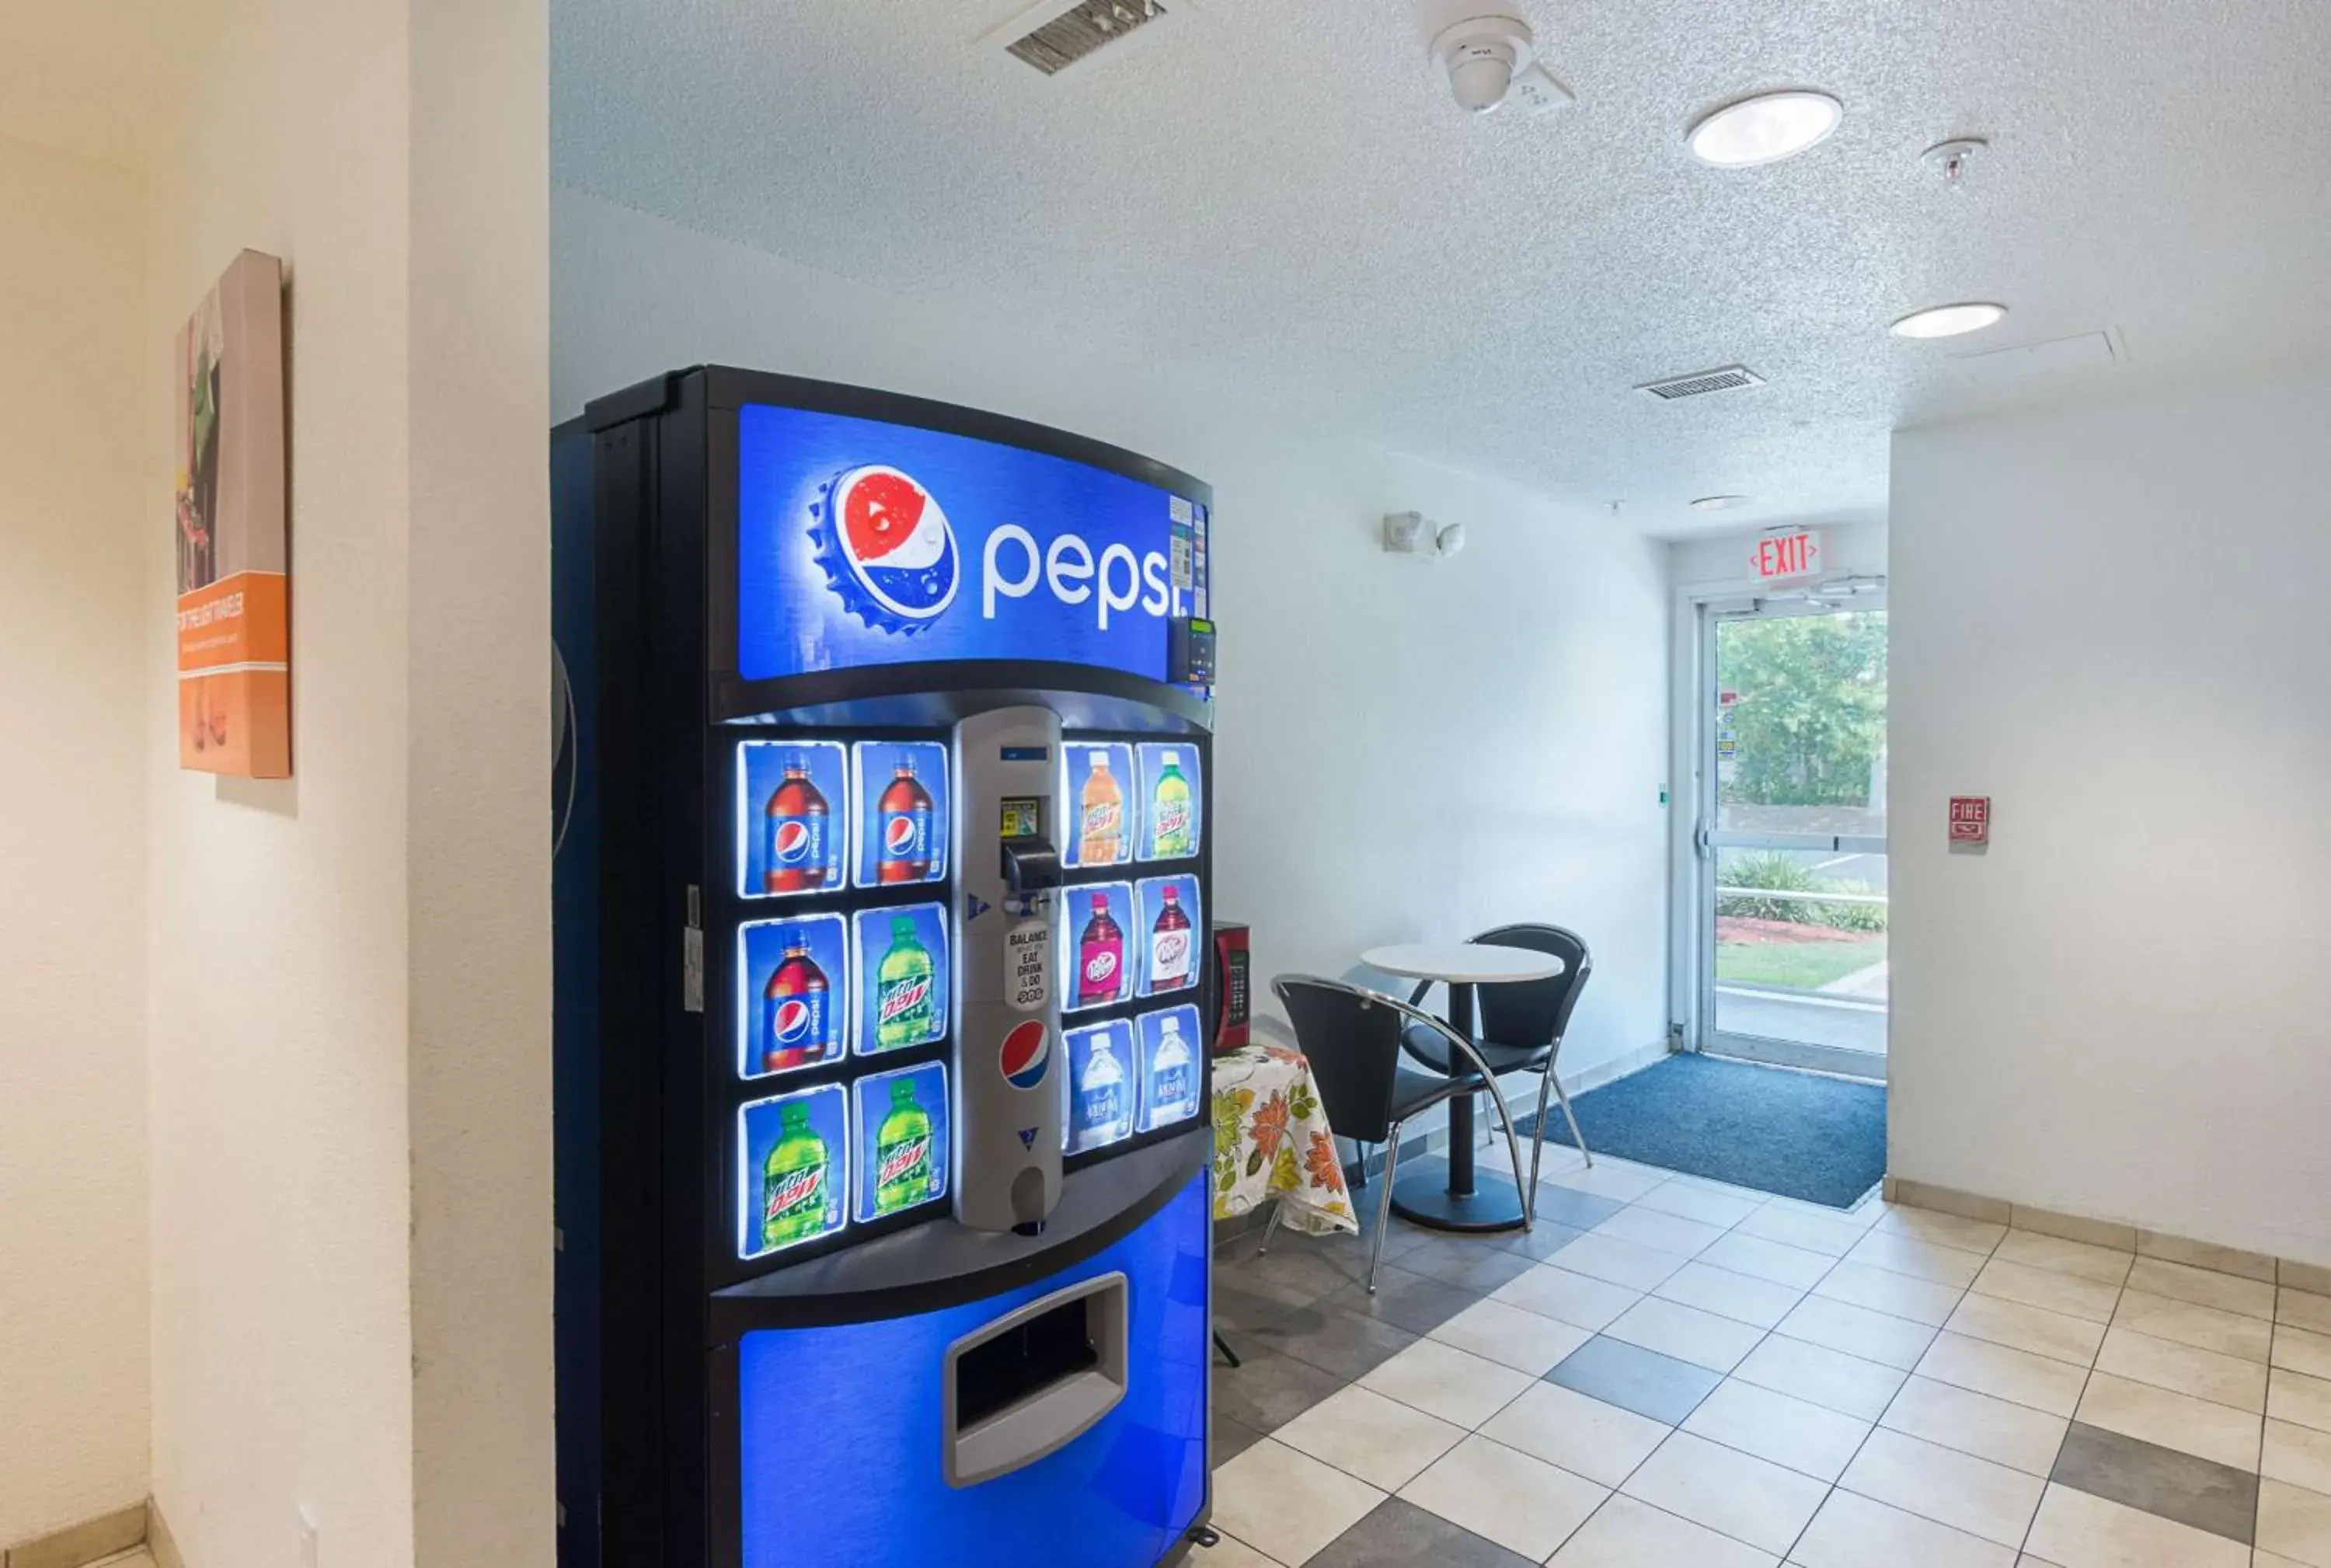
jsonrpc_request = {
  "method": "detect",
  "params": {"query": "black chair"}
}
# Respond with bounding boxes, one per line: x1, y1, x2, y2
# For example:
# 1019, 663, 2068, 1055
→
1398, 925, 1594, 1215
1268, 974, 1531, 1291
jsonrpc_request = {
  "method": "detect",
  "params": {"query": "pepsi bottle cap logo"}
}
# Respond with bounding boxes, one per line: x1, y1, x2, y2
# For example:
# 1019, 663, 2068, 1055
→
883, 814, 922, 855
772, 999, 817, 1043
817, 465, 961, 632
773, 820, 816, 862
999, 1019, 1051, 1090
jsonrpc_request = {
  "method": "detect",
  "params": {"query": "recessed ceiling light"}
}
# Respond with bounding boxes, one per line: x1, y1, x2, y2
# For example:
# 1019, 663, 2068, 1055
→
1691, 495, 1748, 511
1891, 301, 2009, 339
1687, 91, 1843, 167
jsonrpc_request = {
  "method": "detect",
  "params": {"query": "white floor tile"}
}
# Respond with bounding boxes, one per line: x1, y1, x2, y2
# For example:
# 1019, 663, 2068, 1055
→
1211, 1437, 1387, 1568
1636, 1181, 1765, 1229
1946, 1292, 2106, 1367
1973, 1259, 2124, 1324
1398, 1433, 1608, 1562
1549, 1494, 1779, 1568
1703, 1232, 1840, 1291
1491, 1264, 1643, 1333
2094, 1325, 2268, 1413
1272, 1383, 1469, 1492
1189, 1533, 1284, 1568
2278, 1326, 2331, 1382
1881, 1374, 2071, 1476
1880, 1207, 2010, 1254
2256, 1476, 2331, 1568
1479, 1380, 1671, 1488
1817, 1261, 1967, 1328
2264, 1419, 2331, 1496
1848, 1229, 1992, 1289
1681, 1376, 1873, 1482
1606, 1295, 1768, 1373
1734, 1333, 1909, 1422
1658, 1260, 1808, 1329
2124, 1256, 2277, 1322
1915, 1333, 2090, 1418
1840, 1427, 2047, 1548
1430, 1295, 1594, 1376
2073, 1371, 2262, 1472
2270, 1368, 2331, 1437
2021, 1482, 2249, 1568
1595, 1204, 1730, 1258
1621, 1430, 1830, 1556
1555, 1231, 1694, 1291
2114, 1289, 2274, 1364
1739, 1204, 1869, 1259
1779, 1294, 1942, 1371
1991, 1230, 2137, 1288
1358, 1336, 1533, 1429
1538, 1156, 1670, 1204
1790, 1487, 2018, 1568
2283, 1291, 2331, 1336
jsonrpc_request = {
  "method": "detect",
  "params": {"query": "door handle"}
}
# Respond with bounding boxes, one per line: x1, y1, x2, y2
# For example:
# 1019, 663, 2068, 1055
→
1693, 820, 1712, 860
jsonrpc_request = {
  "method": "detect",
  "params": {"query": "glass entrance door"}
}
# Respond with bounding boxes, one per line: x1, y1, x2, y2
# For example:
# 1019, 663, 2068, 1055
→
1695, 597, 1889, 1077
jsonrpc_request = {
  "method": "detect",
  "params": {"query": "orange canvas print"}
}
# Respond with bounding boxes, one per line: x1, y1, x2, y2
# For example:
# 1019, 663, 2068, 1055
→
176, 250, 288, 777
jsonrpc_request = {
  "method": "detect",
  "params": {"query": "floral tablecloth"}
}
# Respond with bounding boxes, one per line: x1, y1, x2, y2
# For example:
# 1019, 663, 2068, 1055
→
1211, 1044, 1358, 1236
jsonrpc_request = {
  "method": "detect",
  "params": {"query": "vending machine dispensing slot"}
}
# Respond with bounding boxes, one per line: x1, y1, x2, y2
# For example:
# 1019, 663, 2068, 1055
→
943, 1273, 1129, 1488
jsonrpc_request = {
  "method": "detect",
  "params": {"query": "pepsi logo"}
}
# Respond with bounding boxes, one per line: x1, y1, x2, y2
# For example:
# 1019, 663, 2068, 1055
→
772, 999, 817, 1044
772, 820, 815, 864
883, 814, 922, 856
831, 465, 959, 628
999, 1019, 1051, 1091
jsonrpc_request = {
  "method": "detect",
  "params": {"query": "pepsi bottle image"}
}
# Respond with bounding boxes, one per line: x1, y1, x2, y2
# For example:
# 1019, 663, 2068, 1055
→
1147, 885, 1193, 994
1077, 895, 1125, 1009
1078, 1033, 1131, 1148
763, 754, 830, 893
762, 943, 831, 1072
1149, 1015, 1197, 1125
875, 755, 936, 883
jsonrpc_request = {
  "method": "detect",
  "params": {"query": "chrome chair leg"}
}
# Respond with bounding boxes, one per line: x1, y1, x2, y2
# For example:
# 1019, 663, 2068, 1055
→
1368, 1121, 1403, 1293
1256, 1197, 1286, 1256
1552, 1071, 1591, 1168
1528, 1067, 1556, 1213
1477, 1079, 1534, 1231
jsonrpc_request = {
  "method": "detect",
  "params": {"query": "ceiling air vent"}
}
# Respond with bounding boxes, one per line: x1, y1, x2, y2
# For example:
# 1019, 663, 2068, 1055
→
1005, 0, 1168, 75
1636, 364, 1766, 401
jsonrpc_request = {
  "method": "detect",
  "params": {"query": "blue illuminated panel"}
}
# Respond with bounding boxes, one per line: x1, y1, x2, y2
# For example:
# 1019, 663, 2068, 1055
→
735, 405, 1207, 685
736, 1172, 1211, 1568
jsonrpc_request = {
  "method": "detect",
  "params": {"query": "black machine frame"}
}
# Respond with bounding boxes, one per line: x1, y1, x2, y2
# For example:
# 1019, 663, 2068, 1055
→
558, 367, 1219, 1568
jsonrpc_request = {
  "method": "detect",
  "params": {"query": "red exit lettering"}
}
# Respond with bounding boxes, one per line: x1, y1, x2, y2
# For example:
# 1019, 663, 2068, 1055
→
1751, 529, 1824, 580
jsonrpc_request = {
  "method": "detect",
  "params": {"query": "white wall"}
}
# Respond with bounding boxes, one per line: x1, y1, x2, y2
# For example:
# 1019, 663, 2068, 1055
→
142, 2, 549, 1565
1890, 370, 2331, 1266
0, 131, 150, 1549
554, 189, 1673, 1083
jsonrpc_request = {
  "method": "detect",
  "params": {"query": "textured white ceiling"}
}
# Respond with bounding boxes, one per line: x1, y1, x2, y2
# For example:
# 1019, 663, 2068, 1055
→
552, 0, 2331, 535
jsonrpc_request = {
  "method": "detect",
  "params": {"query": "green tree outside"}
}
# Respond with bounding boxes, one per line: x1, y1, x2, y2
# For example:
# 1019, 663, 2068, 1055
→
1718, 611, 1887, 808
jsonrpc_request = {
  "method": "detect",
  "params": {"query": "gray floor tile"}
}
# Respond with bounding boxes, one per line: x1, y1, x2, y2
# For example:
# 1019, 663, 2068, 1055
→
1251, 1305, 1422, 1383
1515, 1185, 1629, 1234
1214, 1414, 1267, 1467
1213, 1349, 1350, 1434
1228, 1242, 1380, 1304
1319, 1264, 1484, 1336
1490, 1218, 1591, 1263
1216, 1277, 1311, 1333
2050, 1419, 2260, 1545
1543, 1333, 1724, 1426
1304, 1496, 1538, 1568
1395, 1235, 1543, 1295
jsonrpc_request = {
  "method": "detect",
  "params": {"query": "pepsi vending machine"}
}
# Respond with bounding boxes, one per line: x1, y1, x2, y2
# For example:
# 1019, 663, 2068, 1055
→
552, 369, 1218, 1568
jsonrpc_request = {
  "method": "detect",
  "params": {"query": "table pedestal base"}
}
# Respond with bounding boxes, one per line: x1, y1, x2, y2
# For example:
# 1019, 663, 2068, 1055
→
1389, 1169, 1527, 1233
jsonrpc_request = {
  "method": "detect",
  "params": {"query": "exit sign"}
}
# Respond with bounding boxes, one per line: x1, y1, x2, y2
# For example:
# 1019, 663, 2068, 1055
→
1751, 529, 1824, 581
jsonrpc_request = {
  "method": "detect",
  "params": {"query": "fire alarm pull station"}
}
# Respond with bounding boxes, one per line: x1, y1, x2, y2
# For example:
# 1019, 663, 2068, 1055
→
1949, 796, 1991, 847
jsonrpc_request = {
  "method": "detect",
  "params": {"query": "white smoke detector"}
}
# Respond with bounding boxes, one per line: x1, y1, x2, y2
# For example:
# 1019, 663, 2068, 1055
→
1430, 16, 1535, 115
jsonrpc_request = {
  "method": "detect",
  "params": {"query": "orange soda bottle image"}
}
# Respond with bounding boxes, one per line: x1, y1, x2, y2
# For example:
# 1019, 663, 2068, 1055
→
1078, 750, 1125, 865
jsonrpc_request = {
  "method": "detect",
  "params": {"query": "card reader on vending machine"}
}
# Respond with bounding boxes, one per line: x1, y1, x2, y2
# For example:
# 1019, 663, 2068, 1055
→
951, 707, 1068, 1235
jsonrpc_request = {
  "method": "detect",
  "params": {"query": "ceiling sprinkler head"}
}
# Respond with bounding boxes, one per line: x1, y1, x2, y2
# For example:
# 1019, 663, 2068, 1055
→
1923, 137, 1988, 189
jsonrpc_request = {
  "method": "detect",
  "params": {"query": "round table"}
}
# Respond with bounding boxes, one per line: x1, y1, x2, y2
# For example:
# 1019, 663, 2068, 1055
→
1361, 942, 1568, 1234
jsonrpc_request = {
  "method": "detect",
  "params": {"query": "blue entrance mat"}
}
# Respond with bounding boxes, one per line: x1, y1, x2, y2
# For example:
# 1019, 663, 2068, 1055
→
1524, 1053, 1885, 1209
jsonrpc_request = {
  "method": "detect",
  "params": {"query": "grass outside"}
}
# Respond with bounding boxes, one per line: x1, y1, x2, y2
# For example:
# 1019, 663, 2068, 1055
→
1716, 936, 1886, 991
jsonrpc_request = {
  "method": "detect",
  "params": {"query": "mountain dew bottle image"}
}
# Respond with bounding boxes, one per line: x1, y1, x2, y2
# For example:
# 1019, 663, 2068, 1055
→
760, 1103, 831, 1251
1151, 751, 1195, 859
874, 915, 938, 1051
872, 1078, 936, 1216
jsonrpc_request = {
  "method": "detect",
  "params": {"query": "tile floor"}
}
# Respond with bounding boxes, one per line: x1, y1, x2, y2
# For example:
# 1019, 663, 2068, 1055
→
1205, 1150, 2331, 1567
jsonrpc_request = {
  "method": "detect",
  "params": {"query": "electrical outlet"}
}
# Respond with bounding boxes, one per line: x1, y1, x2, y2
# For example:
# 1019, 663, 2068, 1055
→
299, 1507, 319, 1568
